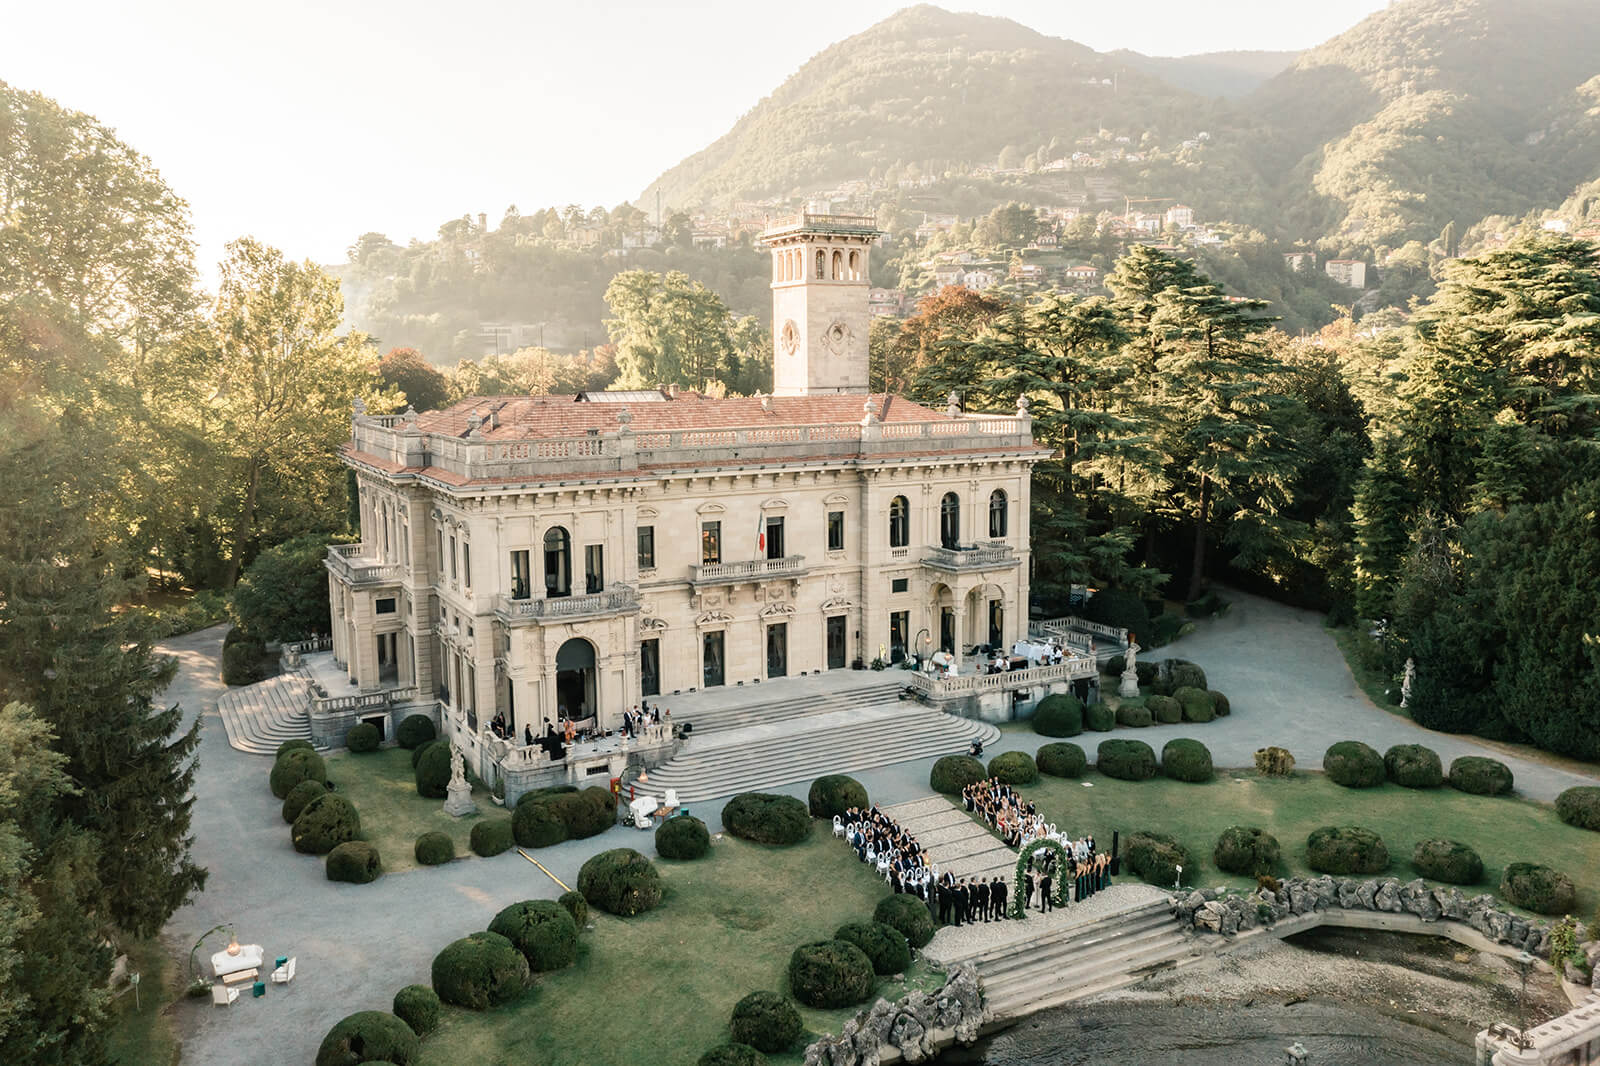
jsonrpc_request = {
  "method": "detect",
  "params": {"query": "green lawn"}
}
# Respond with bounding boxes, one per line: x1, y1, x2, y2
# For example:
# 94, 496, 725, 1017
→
104, 936, 181, 1066
1000, 769, 1600, 916
323, 748, 494, 872
414, 833, 928, 1066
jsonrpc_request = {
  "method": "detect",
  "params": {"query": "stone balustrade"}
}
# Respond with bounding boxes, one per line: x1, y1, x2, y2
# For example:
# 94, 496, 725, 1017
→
324, 543, 404, 586
905, 658, 1096, 699
1030, 615, 1129, 646
310, 686, 418, 716
921, 542, 1019, 573
690, 555, 808, 586
494, 585, 641, 624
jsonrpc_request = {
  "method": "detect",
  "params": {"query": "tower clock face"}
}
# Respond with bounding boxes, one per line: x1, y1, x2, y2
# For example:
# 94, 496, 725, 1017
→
780, 319, 800, 357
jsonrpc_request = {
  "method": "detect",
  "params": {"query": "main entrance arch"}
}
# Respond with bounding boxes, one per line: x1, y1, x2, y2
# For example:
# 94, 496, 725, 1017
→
555, 637, 597, 723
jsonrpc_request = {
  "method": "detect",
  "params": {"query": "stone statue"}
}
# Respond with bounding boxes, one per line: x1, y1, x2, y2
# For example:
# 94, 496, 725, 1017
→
449, 744, 466, 787
1401, 657, 1416, 708
1119, 635, 1141, 699
443, 741, 478, 818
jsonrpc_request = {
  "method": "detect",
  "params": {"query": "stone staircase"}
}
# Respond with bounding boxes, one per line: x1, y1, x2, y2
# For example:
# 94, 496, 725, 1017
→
881, 797, 1017, 883
670, 679, 907, 736
216, 673, 315, 756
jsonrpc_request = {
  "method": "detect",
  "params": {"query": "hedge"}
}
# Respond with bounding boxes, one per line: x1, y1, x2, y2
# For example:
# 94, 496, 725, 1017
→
807, 774, 868, 819
1115, 704, 1153, 728
729, 990, 803, 1053
222, 640, 268, 686
470, 817, 515, 857
392, 984, 442, 1037
833, 920, 911, 976
578, 848, 663, 917
346, 722, 380, 753
1411, 839, 1483, 885
411, 738, 441, 769
1146, 695, 1181, 724
542, 787, 616, 839
873, 893, 935, 948
1447, 756, 1514, 796
293, 793, 361, 855
1207, 690, 1231, 717
396, 713, 437, 750
929, 754, 987, 794
1096, 739, 1157, 781
325, 841, 382, 884
1084, 587, 1150, 640
414, 831, 455, 866
988, 750, 1039, 785
1556, 787, 1600, 831
559, 890, 589, 929
1323, 741, 1384, 788
656, 814, 711, 860
431, 931, 529, 1010
1083, 701, 1116, 732
1383, 744, 1443, 789
276, 738, 315, 759
282, 779, 328, 824
1214, 826, 1280, 877
1173, 686, 1214, 723
1161, 738, 1213, 783
1499, 863, 1576, 915
721, 793, 812, 846
414, 742, 453, 799
315, 1010, 419, 1066
1255, 746, 1295, 776
1032, 694, 1084, 737
1306, 826, 1389, 875
270, 748, 327, 799
513, 800, 568, 848
699, 1045, 766, 1066
788, 940, 874, 1009
1168, 661, 1208, 691
488, 899, 579, 972
1037, 742, 1087, 778
1125, 830, 1192, 886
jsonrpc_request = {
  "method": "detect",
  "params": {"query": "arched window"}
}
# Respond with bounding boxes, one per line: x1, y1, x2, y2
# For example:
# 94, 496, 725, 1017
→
816, 249, 826, 279
777, 251, 788, 282
849, 250, 861, 280
542, 526, 571, 598
793, 249, 801, 280
989, 489, 1008, 538
940, 492, 961, 550
888, 496, 910, 548
831, 249, 843, 280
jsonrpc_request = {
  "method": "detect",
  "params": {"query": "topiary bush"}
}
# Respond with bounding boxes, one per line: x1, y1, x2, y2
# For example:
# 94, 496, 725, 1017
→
788, 940, 874, 1009
834, 920, 911, 976
1036, 742, 1087, 778
488, 899, 578, 972
282, 778, 328, 824
1173, 686, 1214, 723
699, 1045, 766, 1066
392, 984, 442, 1037
656, 814, 711, 860
1124, 830, 1192, 886
929, 754, 986, 794
414, 741, 452, 799
1255, 746, 1296, 776
414, 831, 455, 866
315, 1009, 419, 1066
1084, 700, 1116, 731
1146, 695, 1181, 724
270, 748, 327, 799
222, 639, 268, 686
1306, 826, 1389, 875
293, 792, 361, 855
541, 787, 616, 839
1161, 738, 1213, 783
1323, 741, 1385, 788
807, 774, 868, 818
1214, 826, 1280, 877
1115, 704, 1153, 728
1168, 661, 1208, 690
1383, 744, 1443, 789
728, 990, 804, 1053
1096, 739, 1157, 781
1500, 863, 1577, 915
578, 848, 662, 916
512, 799, 568, 848
396, 713, 437, 750
411, 738, 440, 769
721, 793, 812, 846
430, 931, 529, 1010
325, 840, 382, 883
1556, 787, 1600, 831
277, 738, 315, 759
987, 750, 1039, 785
1032, 693, 1084, 737
558, 890, 589, 929
1447, 756, 1513, 796
470, 817, 515, 857
346, 722, 380, 753
1207, 690, 1230, 717
873, 892, 935, 948
1411, 839, 1483, 885
1084, 587, 1150, 642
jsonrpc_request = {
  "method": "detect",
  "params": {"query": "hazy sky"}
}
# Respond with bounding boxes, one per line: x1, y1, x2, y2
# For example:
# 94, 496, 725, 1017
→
4, 0, 1388, 277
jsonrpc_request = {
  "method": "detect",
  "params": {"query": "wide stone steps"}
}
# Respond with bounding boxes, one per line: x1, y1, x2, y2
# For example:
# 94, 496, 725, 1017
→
881, 798, 1017, 882
217, 673, 315, 756
670, 680, 907, 736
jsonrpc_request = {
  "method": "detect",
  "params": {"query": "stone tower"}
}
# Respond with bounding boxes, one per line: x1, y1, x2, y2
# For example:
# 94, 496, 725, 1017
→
760, 212, 883, 396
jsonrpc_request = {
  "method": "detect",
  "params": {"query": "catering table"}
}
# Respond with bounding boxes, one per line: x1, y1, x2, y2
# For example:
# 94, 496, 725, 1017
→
212, 944, 264, 978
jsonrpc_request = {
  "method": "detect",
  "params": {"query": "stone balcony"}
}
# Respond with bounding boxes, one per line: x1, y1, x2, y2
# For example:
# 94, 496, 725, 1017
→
494, 584, 641, 625
921, 542, 1020, 573
690, 555, 808, 587
325, 543, 405, 586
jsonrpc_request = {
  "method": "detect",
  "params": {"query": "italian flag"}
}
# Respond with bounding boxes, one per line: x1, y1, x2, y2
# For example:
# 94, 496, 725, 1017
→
755, 512, 766, 554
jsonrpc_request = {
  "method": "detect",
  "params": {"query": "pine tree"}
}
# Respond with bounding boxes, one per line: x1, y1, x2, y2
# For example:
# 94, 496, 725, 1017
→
1351, 436, 1417, 620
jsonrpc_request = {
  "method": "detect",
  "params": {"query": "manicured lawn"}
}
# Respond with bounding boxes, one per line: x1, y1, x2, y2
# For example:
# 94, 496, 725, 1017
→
414, 832, 930, 1066
1001, 768, 1600, 916
104, 936, 181, 1066
323, 748, 494, 872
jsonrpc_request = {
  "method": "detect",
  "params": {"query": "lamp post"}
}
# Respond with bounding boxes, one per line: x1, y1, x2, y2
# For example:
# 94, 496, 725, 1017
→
1173, 864, 1184, 892
1516, 950, 1533, 1050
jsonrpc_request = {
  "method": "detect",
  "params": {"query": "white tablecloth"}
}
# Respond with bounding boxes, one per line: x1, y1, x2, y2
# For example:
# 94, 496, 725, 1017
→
212, 944, 264, 978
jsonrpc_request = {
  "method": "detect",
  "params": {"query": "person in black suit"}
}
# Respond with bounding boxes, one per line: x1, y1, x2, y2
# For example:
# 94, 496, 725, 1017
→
936, 880, 950, 924
1039, 871, 1054, 913
992, 876, 1008, 919
953, 880, 967, 926
974, 878, 990, 922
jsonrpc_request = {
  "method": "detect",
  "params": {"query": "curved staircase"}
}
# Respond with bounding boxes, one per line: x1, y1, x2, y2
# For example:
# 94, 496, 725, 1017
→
217, 674, 315, 755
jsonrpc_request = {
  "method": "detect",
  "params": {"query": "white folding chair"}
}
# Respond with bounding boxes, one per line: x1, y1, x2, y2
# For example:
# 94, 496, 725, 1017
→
664, 788, 680, 810
271, 957, 296, 985
212, 984, 240, 1007
832, 815, 845, 838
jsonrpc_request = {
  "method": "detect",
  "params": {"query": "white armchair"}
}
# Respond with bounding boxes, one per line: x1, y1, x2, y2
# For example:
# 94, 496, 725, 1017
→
271, 957, 296, 985
212, 984, 240, 1007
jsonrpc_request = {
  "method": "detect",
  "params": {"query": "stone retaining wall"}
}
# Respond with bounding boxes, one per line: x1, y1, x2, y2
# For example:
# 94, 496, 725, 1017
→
803, 964, 985, 1066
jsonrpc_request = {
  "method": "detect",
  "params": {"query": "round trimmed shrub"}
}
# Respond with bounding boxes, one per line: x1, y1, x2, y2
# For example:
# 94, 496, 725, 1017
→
1125, 830, 1192, 886
1146, 695, 1181, 724
1448, 756, 1514, 796
1168, 661, 1208, 690
1037, 742, 1087, 778
277, 738, 315, 759
699, 1045, 766, 1066
1411, 839, 1483, 885
1096, 739, 1157, 781
397, 713, 437, 750
411, 738, 440, 769
1323, 741, 1385, 788
1173, 686, 1214, 723
1207, 690, 1231, 717
1383, 744, 1443, 788
873, 892, 935, 948
542, 787, 616, 839
558, 890, 589, 928
1032, 693, 1084, 737
1161, 738, 1213, 783
788, 940, 874, 1009
325, 840, 381, 883
834, 920, 911, 976
988, 750, 1039, 785
1500, 863, 1576, 915
293, 792, 361, 855
392, 984, 441, 1037
346, 722, 380, 753
1115, 704, 1153, 728
1255, 746, 1296, 776
807, 774, 868, 818
282, 778, 328, 824
721, 793, 812, 846
470, 817, 515, 857
729, 989, 803, 1053
1556, 787, 1600, 831
1214, 826, 1280, 877
271, 748, 327, 799
414, 741, 452, 799
1306, 826, 1389, 875
315, 1010, 419, 1066
488, 899, 578, 972
512, 800, 568, 848
656, 814, 711, 860
929, 754, 986, 794
516, 785, 577, 804
414, 831, 454, 866
430, 930, 529, 1010
1084, 701, 1116, 732
578, 848, 662, 916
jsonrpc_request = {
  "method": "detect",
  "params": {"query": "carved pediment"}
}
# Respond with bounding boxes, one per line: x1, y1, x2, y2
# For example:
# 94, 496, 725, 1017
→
820, 597, 855, 612
695, 610, 734, 626
641, 616, 668, 631
760, 603, 796, 618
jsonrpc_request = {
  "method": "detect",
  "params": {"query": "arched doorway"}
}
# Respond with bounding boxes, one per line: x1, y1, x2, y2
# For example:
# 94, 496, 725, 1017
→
555, 638, 597, 724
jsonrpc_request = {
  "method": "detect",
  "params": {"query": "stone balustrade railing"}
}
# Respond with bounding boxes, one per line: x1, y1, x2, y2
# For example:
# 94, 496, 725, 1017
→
690, 555, 808, 585
495, 585, 641, 623
325, 544, 405, 586
906, 658, 1096, 698
921, 542, 1019, 572
1030, 615, 1129, 646
310, 687, 419, 717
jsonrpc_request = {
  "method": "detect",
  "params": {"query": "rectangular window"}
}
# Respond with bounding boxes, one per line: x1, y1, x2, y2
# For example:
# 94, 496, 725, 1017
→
376, 597, 397, 615
891, 577, 909, 594
765, 516, 785, 560
890, 611, 909, 663
827, 510, 845, 551
449, 535, 458, 581
637, 526, 655, 570
585, 544, 604, 594
766, 622, 788, 678
703, 630, 725, 688
701, 521, 721, 565
641, 638, 660, 697
826, 615, 847, 670
437, 526, 445, 574
462, 541, 472, 588
510, 550, 531, 599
